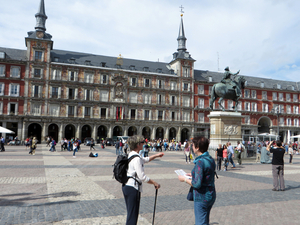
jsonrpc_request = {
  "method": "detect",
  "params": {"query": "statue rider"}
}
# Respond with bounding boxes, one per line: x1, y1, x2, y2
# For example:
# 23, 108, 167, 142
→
221, 66, 241, 97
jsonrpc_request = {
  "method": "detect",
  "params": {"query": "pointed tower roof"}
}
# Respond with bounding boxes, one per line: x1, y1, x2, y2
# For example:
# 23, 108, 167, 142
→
170, 14, 194, 64
35, 0, 48, 32
26, 0, 52, 48
177, 15, 187, 51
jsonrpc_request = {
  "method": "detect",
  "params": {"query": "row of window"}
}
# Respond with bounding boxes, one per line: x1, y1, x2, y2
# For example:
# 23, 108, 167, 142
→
197, 98, 299, 114
243, 115, 299, 127
31, 86, 190, 106
29, 68, 190, 90
198, 85, 298, 102
0, 65, 21, 78
0, 83, 20, 96
0, 102, 18, 115
29, 104, 190, 121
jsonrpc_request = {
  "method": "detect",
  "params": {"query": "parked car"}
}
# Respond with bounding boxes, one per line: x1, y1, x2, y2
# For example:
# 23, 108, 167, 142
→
117, 136, 129, 144
106, 138, 114, 146
84, 138, 92, 146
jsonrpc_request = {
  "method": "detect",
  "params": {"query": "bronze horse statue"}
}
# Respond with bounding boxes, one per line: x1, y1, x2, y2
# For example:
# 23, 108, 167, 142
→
209, 76, 246, 111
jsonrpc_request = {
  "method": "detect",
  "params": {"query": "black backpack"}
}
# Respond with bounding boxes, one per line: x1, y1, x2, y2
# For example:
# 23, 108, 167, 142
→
113, 154, 140, 184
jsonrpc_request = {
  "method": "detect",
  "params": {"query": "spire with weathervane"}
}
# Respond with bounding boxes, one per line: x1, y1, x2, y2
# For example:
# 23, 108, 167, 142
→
170, 5, 194, 62
177, 6, 187, 52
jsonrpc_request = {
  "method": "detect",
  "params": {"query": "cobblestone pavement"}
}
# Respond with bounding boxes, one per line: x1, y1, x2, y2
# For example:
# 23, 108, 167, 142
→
0, 144, 299, 225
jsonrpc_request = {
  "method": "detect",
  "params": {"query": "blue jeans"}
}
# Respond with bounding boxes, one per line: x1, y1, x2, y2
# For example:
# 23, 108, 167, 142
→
119, 147, 123, 155
227, 153, 235, 167
73, 148, 77, 156
194, 199, 215, 225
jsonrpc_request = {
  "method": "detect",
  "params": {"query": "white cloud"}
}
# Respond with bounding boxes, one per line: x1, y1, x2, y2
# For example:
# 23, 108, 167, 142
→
0, 0, 300, 81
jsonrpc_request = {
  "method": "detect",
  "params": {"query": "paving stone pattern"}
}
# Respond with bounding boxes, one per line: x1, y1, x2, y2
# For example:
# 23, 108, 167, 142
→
0, 145, 299, 225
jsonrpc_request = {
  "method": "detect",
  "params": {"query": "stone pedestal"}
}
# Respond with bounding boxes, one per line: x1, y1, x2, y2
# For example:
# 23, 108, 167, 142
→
208, 111, 243, 149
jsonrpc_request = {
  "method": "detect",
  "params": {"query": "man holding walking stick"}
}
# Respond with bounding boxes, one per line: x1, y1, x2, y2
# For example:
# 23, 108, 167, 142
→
122, 135, 164, 225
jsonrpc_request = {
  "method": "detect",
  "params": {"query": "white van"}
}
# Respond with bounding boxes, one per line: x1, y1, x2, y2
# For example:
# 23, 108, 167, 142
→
117, 136, 129, 144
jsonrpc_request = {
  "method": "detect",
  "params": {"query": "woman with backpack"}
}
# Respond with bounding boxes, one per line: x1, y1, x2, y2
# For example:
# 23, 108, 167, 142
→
123, 135, 164, 225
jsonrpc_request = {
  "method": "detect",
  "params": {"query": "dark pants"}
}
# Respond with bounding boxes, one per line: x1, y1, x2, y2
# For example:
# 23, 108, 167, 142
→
217, 156, 222, 170
0, 142, 4, 151
237, 151, 242, 164
272, 165, 285, 190
122, 185, 141, 225
289, 154, 293, 163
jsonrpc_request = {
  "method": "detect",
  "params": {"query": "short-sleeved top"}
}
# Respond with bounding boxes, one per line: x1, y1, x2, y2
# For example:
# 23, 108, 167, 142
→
216, 148, 223, 157
223, 149, 228, 158
270, 146, 285, 165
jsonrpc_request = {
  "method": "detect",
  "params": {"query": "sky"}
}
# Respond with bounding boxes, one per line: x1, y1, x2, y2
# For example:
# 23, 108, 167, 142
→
1, 0, 300, 82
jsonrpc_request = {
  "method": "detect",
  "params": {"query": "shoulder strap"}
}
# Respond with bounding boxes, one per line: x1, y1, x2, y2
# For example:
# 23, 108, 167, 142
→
128, 154, 140, 163
127, 154, 142, 185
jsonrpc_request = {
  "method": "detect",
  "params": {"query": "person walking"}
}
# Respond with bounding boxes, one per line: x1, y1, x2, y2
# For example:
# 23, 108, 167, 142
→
90, 138, 95, 151
288, 144, 293, 164
30, 137, 37, 155
73, 140, 78, 158
235, 141, 242, 165
0, 136, 5, 152
215, 144, 223, 171
28, 137, 33, 155
267, 140, 285, 191
256, 144, 261, 163
184, 142, 191, 164
122, 135, 163, 225
178, 136, 216, 225
223, 144, 228, 171
227, 143, 236, 168
119, 140, 123, 155
115, 140, 120, 155
50, 138, 56, 152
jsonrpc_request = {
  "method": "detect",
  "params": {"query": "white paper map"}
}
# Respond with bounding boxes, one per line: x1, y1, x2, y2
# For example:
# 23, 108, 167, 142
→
174, 169, 192, 179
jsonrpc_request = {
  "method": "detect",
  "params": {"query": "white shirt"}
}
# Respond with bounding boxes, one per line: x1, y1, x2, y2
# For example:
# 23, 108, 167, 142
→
125, 151, 150, 192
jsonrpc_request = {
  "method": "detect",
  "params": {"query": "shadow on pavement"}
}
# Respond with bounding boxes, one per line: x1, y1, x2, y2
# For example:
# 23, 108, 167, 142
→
0, 191, 81, 206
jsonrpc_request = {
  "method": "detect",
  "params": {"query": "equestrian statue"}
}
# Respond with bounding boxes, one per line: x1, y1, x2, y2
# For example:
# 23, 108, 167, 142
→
209, 67, 246, 111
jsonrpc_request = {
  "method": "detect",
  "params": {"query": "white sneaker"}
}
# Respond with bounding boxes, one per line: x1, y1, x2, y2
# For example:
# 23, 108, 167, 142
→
73, 156, 76, 158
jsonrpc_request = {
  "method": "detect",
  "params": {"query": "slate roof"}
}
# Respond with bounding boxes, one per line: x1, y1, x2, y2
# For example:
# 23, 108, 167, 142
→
194, 69, 300, 91
51, 49, 173, 75
0, 47, 27, 61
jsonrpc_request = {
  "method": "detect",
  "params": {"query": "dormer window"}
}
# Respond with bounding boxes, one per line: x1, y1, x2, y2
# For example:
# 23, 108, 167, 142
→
277, 84, 281, 89
116, 64, 121, 69
54, 57, 59, 62
208, 76, 212, 82
260, 82, 264, 88
129, 65, 135, 70
170, 69, 174, 75
0, 52, 5, 59
156, 68, 162, 73
101, 62, 106, 67
85, 60, 91, 66
69, 58, 76, 64
143, 67, 149, 72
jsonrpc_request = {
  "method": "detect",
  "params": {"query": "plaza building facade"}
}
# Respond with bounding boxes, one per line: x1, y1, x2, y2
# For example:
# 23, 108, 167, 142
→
194, 71, 300, 143
0, 0, 195, 143
0, 0, 299, 144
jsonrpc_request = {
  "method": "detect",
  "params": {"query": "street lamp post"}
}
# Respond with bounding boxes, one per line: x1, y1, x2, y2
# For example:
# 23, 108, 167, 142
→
271, 106, 281, 140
